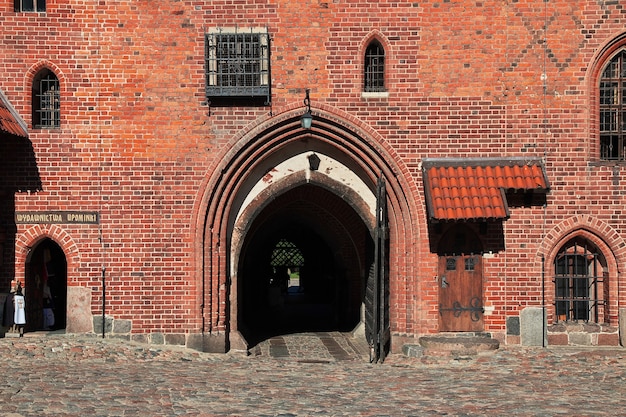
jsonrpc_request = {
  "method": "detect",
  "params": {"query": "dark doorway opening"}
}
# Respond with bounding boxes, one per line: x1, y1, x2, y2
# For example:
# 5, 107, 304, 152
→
237, 184, 370, 347
25, 238, 67, 332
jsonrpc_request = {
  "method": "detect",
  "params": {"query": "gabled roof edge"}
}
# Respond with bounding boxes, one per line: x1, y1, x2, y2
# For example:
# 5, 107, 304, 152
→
0, 88, 29, 138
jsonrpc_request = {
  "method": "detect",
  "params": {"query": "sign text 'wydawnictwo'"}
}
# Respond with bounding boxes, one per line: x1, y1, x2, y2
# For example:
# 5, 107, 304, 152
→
15, 211, 100, 224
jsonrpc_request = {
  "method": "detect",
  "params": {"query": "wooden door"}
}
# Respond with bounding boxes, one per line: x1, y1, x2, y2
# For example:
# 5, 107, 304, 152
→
365, 176, 390, 363
438, 254, 483, 332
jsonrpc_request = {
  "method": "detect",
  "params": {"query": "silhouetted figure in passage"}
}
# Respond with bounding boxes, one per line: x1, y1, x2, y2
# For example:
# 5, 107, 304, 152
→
274, 266, 290, 295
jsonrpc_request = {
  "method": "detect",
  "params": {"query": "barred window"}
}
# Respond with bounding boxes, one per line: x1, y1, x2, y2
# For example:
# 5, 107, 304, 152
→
364, 41, 385, 93
205, 28, 270, 103
271, 239, 304, 269
33, 69, 60, 129
15, 0, 46, 12
554, 239, 607, 323
600, 50, 626, 160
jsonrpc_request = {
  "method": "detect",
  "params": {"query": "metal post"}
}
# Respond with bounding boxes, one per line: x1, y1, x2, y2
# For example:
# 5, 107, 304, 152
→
541, 255, 545, 348
102, 267, 106, 338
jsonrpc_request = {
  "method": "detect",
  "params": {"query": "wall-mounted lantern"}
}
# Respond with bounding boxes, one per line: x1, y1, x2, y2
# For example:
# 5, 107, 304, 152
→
300, 89, 313, 130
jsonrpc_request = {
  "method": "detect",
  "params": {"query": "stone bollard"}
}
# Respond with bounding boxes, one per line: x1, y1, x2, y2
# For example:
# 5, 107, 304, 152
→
520, 307, 547, 347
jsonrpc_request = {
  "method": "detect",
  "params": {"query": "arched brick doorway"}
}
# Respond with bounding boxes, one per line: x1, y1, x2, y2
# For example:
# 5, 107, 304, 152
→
237, 184, 370, 346
24, 238, 67, 332
195, 106, 420, 354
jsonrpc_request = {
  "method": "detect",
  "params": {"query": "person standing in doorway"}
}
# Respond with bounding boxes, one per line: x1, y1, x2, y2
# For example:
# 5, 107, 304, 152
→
42, 279, 55, 330
2, 283, 16, 331
13, 283, 25, 337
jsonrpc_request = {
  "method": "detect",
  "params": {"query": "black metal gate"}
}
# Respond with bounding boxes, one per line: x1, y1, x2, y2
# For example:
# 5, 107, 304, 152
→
365, 175, 390, 363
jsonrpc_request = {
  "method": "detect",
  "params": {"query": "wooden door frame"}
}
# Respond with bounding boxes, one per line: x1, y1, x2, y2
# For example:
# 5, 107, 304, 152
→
438, 254, 484, 332
437, 224, 484, 332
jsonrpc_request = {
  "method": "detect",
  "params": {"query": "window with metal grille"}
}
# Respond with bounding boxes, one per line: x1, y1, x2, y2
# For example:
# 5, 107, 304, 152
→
270, 239, 304, 269
364, 41, 385, 93
205, 29, 270, 103
33, 70, 60, 129
14, 0, 45, 12
553, 239, 607, 323
600, 50, 626, 160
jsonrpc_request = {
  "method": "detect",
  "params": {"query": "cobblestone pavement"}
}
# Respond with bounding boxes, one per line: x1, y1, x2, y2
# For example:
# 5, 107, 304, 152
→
1, 332, 625, 416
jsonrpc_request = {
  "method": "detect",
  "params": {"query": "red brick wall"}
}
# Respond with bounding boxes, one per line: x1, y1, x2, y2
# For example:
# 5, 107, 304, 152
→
2, 0, 626, 346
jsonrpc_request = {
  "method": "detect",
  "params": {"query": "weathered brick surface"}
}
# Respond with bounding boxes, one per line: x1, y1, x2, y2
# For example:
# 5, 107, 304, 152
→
547, 333, 569, 346
597, 333, 620, 346
1, 0, 626, 350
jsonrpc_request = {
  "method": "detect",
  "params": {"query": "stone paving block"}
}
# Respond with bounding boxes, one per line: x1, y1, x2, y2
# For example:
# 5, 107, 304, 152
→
402, 344, 424, 358
569, 332, 591, 346
0, 333, 625, 416
150, 332, 165, 344
93, 315, 113, 334
165, 333, 186, 346
112, 318, 132, 334
507, 316, 520, 335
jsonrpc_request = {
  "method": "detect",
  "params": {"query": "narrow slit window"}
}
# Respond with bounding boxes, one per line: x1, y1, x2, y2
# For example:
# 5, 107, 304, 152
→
33, 69, 60, 129
364, 41, 385, 93
600, 50, 626, 160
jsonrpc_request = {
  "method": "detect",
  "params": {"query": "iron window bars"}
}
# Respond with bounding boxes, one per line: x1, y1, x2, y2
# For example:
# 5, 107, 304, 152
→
554, 241, 606, 323
34, 72, 60, 129
600, 50, 626, 160
205, 28, 270, 103
15, 0, 46, 12
270, 239, 304, 269
364, 41, 385, 93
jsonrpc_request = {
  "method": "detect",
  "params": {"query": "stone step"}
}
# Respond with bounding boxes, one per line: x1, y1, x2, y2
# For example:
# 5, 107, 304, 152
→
403, 333, 500, 358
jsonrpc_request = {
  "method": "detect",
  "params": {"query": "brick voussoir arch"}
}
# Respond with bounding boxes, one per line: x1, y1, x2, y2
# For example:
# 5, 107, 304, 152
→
191, 102, 423, 346
15, 224, 79, 283
538, 215, 625, 321
539, 215, 626, 272
359, 30, 392, 58
25, 60, 66, 82
25, 60, 67, 99
192, 102, 422, 257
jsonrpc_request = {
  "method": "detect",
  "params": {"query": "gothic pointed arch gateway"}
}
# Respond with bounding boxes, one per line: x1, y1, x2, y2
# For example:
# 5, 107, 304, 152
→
195, 106, 419, 359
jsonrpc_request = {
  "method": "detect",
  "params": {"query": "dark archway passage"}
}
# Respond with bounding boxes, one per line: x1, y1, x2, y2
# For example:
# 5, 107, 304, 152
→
197, 107, 420, 354
24, 238, 67, 332
238, 184, 372, 347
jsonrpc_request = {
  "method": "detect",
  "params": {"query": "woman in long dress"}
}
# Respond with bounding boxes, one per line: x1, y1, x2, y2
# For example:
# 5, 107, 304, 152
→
13, 285, 25, 337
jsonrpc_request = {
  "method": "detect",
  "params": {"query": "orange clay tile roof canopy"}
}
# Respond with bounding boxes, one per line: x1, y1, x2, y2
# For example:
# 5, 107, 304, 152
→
422, 157, 550, 222
0, 89, 28, 138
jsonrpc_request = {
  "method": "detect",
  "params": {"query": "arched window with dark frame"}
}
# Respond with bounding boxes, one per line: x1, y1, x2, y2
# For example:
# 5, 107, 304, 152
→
553, 238, 608, 324
32, 69, 60, 129
15, 0, 46, 12
364, 41, 385, 93
600, 49, 626, 160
